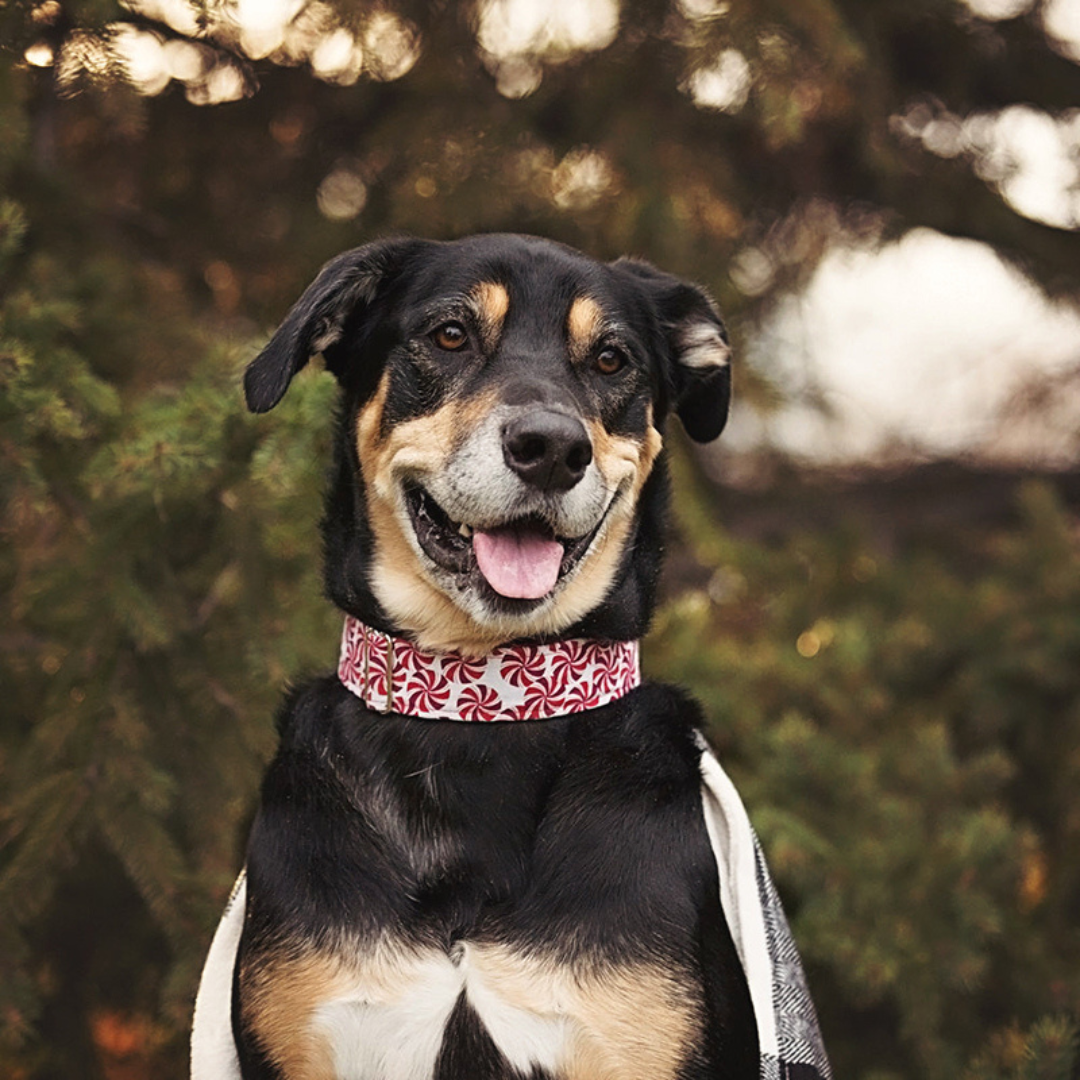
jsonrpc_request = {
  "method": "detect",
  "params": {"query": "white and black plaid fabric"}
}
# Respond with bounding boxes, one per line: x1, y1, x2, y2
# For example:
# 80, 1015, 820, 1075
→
697, 737, 831, 1080
756, 840, 832, 1079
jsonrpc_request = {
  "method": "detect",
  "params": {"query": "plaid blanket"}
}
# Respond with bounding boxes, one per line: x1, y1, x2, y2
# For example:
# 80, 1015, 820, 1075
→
192, 741, 831, 1079
697, 738, 831, 1079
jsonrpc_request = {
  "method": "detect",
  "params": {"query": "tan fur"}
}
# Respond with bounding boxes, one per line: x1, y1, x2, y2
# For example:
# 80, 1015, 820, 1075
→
356, 378, 506, 654
238, 948, 346, 1080
240, 939, 464, 1078
540, 418, 662, 645
470, 281, 510, 350
356, 376, 663, 656
567, 295, 604, 362
677, 321, 731, 369
242, 937, 698, 1080
467, 943, 701, 1079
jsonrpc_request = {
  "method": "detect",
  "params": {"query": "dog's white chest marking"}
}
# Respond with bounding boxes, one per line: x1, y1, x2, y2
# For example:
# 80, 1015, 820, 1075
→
312, 942, 568, 1079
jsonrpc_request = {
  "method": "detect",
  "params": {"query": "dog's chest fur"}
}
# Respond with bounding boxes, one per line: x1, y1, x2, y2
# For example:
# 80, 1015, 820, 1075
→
234, 680, 755, 1080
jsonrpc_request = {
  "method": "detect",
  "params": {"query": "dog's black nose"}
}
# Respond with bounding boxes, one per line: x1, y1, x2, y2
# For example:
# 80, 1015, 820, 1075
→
502, 411, 593, 492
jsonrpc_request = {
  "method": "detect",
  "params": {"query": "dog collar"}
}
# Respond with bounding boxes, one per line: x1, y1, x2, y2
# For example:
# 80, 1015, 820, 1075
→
337, 615, 640, 721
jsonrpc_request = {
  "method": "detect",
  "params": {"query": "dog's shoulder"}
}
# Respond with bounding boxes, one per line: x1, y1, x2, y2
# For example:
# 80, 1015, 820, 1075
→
575, 680, 708, 776
543, 682, 718, 853
269, 673, 356, 744
265, 676, 711, 799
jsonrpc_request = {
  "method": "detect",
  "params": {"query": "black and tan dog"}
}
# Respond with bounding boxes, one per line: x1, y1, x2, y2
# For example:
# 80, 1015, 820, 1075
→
191, 234, 829, 1080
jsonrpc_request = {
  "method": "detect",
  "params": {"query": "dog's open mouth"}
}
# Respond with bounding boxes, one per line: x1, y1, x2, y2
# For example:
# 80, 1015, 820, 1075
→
404, 484, 604, 603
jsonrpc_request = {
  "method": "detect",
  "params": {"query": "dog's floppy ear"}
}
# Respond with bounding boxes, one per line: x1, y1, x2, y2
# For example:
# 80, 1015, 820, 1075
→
613, 258, 732, 443
244, 238, 423, 413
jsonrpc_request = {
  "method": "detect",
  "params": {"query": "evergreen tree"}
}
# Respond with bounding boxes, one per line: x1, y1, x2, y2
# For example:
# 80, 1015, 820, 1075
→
651, 456, 1080, 1079
1, 1, 1077, 1075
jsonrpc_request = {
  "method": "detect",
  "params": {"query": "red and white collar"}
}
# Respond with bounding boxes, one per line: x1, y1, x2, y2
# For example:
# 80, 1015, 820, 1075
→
337, 615, 641, 722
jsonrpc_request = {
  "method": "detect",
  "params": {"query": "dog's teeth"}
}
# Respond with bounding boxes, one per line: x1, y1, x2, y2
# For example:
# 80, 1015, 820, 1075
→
458, 522, 473, 538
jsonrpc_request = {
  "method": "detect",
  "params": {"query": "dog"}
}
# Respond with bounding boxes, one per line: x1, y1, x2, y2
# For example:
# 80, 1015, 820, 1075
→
190, 234, 830, 1080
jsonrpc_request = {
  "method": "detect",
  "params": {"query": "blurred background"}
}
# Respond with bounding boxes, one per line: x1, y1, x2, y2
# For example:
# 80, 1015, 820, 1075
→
2, 0, 1079, 1076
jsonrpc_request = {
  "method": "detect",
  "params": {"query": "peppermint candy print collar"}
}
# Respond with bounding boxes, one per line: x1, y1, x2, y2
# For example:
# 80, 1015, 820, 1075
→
337, 615, 641, 722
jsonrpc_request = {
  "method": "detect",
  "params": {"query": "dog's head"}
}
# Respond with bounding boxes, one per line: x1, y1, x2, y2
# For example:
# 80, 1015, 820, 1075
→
246, 235, 730, 654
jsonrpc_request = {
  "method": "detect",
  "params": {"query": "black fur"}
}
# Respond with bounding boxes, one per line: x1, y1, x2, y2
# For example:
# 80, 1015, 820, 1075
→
246, 234, 730, 643
237, 684, 757, 1078
232, 235, 753, 1078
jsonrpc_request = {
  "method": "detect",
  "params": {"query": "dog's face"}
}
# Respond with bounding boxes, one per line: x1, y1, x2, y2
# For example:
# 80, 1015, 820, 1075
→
245, 235, 730, 653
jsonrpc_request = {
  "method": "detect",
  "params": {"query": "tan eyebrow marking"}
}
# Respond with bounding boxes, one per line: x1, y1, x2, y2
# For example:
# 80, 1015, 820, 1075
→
469, 281, 510, 350
567, 295, 604, 362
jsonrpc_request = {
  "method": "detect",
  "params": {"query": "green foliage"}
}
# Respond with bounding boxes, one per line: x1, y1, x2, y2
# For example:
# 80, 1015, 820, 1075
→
0, 197, 341, 1073
1, 0, 1079, 1076
649, 453, 1080, 1078
963, 1016, 1078, 1080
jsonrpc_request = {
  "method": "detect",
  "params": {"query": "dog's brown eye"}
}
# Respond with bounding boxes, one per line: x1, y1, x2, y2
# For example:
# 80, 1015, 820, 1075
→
594, 347, 625, 375
433, 322, 468, 351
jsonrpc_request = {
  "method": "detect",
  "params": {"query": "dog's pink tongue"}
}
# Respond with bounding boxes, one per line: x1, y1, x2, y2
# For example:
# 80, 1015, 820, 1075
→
473, 527, 564, 599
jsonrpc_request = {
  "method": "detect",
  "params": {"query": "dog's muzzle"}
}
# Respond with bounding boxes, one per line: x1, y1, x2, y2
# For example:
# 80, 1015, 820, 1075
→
501, 409, 593, 494
401, 403, 614, 606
